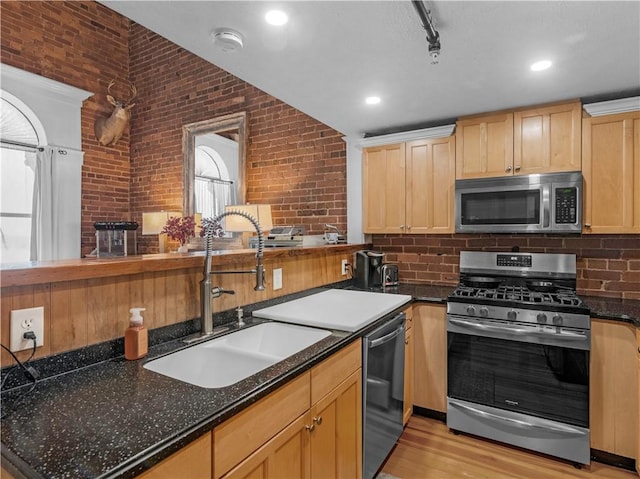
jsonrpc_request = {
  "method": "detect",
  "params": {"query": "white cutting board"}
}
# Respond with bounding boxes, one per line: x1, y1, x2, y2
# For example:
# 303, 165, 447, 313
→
252, 289, 412, 332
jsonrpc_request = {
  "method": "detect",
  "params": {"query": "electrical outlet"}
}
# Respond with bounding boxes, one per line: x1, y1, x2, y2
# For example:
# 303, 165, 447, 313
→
341, 259, 349, 276
273, 268, 283, 290
10, 306, 44, 352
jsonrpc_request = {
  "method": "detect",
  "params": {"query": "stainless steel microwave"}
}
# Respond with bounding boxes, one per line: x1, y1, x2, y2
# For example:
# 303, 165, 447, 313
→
455, 171, 582, 233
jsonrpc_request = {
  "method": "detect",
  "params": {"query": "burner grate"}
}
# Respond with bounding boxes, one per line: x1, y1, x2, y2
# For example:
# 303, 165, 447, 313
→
451, 285, 584, 308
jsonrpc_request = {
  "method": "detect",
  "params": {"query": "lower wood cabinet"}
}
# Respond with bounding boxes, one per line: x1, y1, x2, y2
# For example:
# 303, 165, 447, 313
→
216, 339, 362, 479
403, 306, 414, 425
590, 319, 638, 460
137, 433, 212, 479
413, 304, 447, 413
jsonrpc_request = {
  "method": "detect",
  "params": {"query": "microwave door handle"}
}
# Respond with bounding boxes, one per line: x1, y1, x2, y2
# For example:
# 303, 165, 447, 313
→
542, 185, 551, 228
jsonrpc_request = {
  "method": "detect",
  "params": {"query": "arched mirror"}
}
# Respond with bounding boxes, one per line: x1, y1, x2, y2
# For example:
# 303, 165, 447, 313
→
182, 112, 247, 239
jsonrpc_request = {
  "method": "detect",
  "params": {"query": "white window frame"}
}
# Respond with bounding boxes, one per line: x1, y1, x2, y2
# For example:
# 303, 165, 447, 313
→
1, 64, 92, 260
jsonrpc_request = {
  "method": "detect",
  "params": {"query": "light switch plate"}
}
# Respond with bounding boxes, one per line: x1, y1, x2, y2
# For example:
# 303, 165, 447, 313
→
273, 268, 283, 290
10, 306, 44, 352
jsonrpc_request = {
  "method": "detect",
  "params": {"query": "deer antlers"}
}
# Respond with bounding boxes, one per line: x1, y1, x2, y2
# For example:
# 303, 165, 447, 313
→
94, 79, 137, 146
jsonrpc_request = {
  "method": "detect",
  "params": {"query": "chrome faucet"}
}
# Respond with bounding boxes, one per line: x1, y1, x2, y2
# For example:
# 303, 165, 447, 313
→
200, 210, 265, 337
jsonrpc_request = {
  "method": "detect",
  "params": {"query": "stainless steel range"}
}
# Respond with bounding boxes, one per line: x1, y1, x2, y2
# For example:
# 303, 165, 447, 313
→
447, 251, 591, 465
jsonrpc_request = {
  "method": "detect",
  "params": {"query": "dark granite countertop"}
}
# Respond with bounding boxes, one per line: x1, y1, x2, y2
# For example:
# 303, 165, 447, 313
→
2, 281, 637, 479
1, 283, 411, 479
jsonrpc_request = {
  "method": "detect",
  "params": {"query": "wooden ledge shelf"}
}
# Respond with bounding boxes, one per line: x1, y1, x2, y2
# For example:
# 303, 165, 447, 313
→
0, 244, 365, 288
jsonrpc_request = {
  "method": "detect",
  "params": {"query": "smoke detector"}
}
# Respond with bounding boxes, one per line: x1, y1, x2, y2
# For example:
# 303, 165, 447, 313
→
212, 29, 244, 53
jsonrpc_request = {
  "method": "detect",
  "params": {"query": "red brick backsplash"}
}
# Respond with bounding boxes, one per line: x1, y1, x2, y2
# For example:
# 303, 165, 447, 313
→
372, 234, 640, 300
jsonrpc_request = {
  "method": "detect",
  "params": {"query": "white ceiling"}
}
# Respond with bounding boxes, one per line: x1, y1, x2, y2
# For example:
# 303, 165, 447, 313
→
101, 1, 640, 138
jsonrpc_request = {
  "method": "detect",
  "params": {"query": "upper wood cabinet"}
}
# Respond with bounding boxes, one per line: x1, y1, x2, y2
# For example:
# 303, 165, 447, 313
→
582, 110, 640, 234
456, 101, 582, 179
513, 101, 582, 174
363, 137, 455, 234
455, 112, 514, 179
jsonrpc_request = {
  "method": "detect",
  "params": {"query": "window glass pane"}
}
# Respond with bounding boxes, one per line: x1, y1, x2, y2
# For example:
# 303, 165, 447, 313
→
0, 98, 39, 147
1, 147, 34, 263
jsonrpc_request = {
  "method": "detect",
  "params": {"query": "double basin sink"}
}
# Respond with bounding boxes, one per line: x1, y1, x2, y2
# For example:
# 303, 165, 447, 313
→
144, 322, 332, 388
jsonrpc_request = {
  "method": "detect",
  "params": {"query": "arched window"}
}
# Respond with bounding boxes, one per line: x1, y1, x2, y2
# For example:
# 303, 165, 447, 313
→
194, 144, 236, 224
1, 64, 92, 262
0, 94, 43, 263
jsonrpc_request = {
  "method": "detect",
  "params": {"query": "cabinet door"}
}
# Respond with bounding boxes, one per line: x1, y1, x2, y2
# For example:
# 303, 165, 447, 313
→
455, 113, 514, 179
362, 144, 406, 233
413, 304, 447, 413
406, 137, 455, 234
582, 111, 640, 233
403, 323, 414, 425
222, 414, 310, 479
590, 319, 638, 458
138, 433, 212, 479
309, 370, 362, 479
513, 101, 582, 175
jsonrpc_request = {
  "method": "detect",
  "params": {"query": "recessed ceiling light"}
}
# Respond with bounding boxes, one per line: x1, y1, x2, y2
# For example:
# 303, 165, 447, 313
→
265, 10, 288, 26
530, 60, 552, 72
365, 96, 381, 105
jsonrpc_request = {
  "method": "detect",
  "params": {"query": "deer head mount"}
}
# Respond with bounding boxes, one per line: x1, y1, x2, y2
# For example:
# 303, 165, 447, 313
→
94, 80, 137, 146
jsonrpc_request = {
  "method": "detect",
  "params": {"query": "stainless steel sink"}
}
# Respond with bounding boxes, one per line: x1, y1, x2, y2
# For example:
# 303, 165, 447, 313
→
144, 322, 331, 388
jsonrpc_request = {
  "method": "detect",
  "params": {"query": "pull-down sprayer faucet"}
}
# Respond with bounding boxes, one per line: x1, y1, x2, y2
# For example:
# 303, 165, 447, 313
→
200, 210, 265, 337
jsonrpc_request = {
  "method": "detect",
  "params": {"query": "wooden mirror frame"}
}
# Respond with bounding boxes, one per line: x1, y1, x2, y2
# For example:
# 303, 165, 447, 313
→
182, 111, 248, 217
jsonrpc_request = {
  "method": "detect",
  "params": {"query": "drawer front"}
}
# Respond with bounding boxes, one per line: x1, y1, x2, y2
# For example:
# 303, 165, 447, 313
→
311, 339, 361, 405
214, 372, 311, 478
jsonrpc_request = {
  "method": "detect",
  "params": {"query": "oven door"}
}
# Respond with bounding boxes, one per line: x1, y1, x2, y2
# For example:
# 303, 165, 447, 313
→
447, 314, 590, 427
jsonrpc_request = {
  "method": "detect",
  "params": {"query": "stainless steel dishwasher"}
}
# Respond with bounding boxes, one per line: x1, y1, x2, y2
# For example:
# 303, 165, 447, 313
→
362, 312, 406, 479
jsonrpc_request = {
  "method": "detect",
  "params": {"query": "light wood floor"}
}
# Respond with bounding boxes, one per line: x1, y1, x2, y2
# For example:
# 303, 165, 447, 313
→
381, 415, 637, 479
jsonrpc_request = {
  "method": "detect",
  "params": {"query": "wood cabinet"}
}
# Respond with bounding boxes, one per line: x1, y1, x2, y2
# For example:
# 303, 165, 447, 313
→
216, 340, 362, 479
456, 112, 514, 179
362, 143, 406, 234
590, 319, 638, 459
413, 304, 447, 413
362, 137, 455, 234
456, 101, 581, 179
582, 111, 640, 233
513, 101, 582, 175
137, 433, 212, 479
403, 306, 414, 425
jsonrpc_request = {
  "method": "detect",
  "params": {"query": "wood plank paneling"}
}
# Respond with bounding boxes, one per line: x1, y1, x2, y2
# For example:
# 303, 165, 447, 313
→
1, 248, 359, 367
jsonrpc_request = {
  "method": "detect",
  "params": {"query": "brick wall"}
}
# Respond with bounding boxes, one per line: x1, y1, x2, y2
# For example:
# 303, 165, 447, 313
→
0, 1, 133, 254
372, 234, 640, 300
1, 2, 347, 256
128, 25, 347, 254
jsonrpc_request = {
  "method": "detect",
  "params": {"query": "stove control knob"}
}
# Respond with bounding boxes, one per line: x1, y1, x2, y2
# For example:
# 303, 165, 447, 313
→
479, 307, 489, 317
466, 306, 476, 315
552, 315, 563, 325
507, 310, 517, 320
536, 313, 548, 323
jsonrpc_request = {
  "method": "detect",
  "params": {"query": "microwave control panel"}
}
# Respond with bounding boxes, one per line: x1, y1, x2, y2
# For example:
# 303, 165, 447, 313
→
555, 187, 578, 224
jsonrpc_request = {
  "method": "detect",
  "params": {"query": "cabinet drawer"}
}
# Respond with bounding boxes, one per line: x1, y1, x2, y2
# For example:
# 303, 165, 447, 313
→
214, 372, 311, 478
138, 433, 212, 479
311, 339, 361, 405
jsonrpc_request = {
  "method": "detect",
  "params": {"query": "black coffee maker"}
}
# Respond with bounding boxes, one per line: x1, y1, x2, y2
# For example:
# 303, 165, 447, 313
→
353, 250, 385, 289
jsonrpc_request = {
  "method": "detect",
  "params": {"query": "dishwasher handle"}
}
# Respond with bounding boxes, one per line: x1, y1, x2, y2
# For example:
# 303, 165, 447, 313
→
368, 324, 404, 348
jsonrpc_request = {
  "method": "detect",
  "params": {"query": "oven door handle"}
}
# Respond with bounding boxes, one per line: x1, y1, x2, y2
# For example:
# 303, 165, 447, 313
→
449, 318, 588, 341
449, 400, 587, 436
368, 326, 404, 348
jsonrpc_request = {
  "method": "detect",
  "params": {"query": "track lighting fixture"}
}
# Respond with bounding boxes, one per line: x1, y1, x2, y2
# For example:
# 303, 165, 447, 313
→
411, 1, 441, 64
